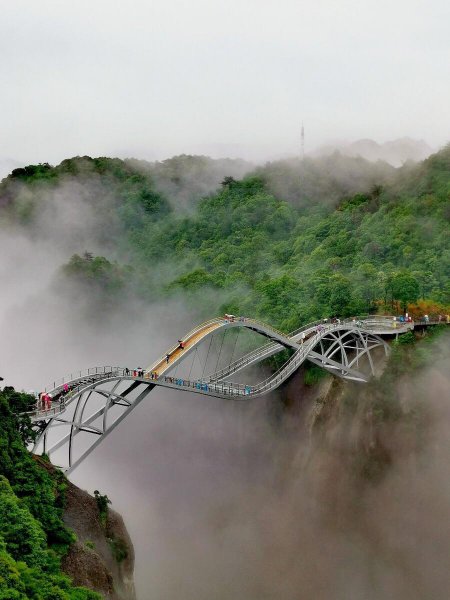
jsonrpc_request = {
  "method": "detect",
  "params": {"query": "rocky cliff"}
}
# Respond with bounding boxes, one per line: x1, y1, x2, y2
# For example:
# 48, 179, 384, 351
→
37, 458, 135, 600
61, 478, 136, 600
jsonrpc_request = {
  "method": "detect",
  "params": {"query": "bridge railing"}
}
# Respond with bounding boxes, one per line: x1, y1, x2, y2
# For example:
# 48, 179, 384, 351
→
27, 368, 133, 421
244, 317, 296, 342
24, 400, 68, 421
207, 316, 394, 383
250, 332, 323, 395
244, 318, 395, 394
207, 318, 369, 382
207, 338, 285, 382
42, 366, 124, 393
160, 375, 252, 397
206, 318, 329, 382
210, 331, 323, 396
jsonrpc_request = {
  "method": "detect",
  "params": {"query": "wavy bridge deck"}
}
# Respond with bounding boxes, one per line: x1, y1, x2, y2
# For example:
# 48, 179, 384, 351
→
25, 314, 437, 473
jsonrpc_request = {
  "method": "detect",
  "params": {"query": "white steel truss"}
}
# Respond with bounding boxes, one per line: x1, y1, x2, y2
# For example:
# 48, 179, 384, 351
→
28, 316, 411, 473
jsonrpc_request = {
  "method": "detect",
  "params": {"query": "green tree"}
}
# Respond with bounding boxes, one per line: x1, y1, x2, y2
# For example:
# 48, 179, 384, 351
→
391, 272, 420, 312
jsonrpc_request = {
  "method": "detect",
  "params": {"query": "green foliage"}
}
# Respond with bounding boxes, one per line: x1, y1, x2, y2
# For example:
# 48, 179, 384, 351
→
107, 536, 128, 563
0, 388, 101, 599
169, 268, 218, 291
390, 272, 420, 311
63, 253, 127, 296
0, 155, 170, 227
117, 146, 449, 327
0, 476, 47, 566
394, 330, 415, 345
1, 147, 449, 327
93, 490, 111, 526
304, 364, 327, 387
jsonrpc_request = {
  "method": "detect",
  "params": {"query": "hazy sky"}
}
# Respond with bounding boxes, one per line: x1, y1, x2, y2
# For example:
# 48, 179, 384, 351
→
1, 0, 449, 165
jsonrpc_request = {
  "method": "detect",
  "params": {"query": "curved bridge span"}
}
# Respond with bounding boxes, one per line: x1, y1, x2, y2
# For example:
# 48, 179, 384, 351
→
29, 315, 413, 473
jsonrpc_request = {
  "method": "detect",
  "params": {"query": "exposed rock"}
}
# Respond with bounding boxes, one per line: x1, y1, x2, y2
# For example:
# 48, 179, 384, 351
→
62, 477, 136, 600
35, 458, 135, 600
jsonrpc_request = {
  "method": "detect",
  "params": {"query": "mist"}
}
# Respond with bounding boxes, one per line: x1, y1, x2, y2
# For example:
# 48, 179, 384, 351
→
1, 0, 449, 168
1, 165, 449, 600
0, 177, 200, 392
1, 0, 449, 596
69, 335, 450, 600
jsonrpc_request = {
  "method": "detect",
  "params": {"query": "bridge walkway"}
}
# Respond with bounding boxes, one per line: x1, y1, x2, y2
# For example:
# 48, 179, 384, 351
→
25, 316, 444, 423
147, 316, 298, 378
148, 319, 223, 377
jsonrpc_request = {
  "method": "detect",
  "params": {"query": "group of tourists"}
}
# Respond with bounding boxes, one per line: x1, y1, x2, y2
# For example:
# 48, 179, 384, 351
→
124, 367, 145, 377
161, 376, 252, 395
35, 383, 73, 414
393, 314, 413, 324
223, 314, 247, 323
165, 377, 209, 391
37, 392, 53, 411
426, 314, 450, 323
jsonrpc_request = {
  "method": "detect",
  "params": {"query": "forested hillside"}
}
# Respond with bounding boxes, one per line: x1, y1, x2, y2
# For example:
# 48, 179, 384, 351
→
1, 146, 449, 331
0, 388, 100, 599
0, 147, 448, 599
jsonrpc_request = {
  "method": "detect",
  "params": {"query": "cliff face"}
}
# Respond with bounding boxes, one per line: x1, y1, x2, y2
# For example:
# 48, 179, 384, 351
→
61, 478, 136, 600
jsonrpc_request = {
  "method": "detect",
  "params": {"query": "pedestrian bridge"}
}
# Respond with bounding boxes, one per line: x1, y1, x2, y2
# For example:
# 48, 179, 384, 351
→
27, 315, 415, 473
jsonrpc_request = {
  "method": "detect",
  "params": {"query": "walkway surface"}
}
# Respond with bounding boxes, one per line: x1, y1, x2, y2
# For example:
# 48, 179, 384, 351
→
23, 313, 436, 423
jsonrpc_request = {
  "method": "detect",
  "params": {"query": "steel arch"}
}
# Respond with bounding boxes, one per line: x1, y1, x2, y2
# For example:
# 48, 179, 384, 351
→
28, 315, 413, 472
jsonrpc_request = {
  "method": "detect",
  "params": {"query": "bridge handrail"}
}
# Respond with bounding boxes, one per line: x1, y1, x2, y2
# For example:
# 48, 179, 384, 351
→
206, 315, 402, 382
29, 314, 428, 418
207, 339, 282, 382
42, 366, 123, 393
208, 316, 412, 391
249, 318, 414, 394
205, 317, 326, 382
162, 333, 322, 397
250, 332, 322, 394
27, 368, 127, 421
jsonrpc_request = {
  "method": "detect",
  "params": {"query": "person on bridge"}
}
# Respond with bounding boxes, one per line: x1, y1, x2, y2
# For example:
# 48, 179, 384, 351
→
178, 340, 186, 350
125, 367, 130, 376
166, 354, 170, 364
63, 383, 69, 394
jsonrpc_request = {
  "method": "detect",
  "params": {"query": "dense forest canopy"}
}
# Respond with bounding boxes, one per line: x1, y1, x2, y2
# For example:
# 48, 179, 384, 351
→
1, 146, 449, 330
